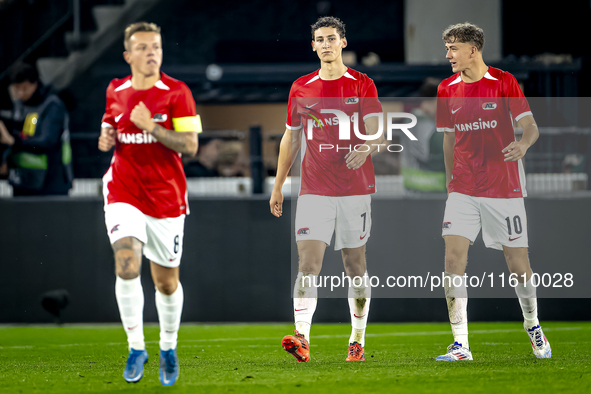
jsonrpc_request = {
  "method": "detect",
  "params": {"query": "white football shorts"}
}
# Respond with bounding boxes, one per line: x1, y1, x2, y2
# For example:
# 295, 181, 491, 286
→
105, 202, 185, 267
295, 194, 371, 250
442, 192, 529, 250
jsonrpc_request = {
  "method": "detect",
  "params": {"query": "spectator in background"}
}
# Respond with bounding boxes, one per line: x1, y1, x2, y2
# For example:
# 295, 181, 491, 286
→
184, 138, 221, 177
217, 141, 249, 177
562, 153, 585, 173
400, 77, 446, 192
0, 62, 72, 196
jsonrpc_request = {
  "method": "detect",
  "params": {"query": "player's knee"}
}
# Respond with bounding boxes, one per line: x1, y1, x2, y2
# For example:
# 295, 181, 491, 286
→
342, 247, 365, 262
114, 251, 141, 279
342, 258, 365, 278
342, 251, 362, 264
503, 249, 520, 264
116, 267, 140, 280
298, 258, 322, 275
508, 268, 529, 280
504, 249, 529, 272
444, 249, 466, 271
298, 252, 323, 275
346, 267, 366, 278
116, 266, 140, 280
156, 280, 178, 295
444, 253, 459, 266
503, 250, 515, 267
505, 256, 530, 278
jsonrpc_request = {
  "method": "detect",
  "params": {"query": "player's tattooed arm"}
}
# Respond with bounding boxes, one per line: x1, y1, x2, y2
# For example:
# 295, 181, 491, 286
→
502, 115, 539, 162
130, 101, 198, 155
149, 124, 198, 156
443, 131, 455, 191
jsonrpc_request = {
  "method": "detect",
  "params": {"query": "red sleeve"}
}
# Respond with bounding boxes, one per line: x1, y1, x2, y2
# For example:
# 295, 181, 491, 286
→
436, 83, 454, 132
101, 82, 116, 129
360, 76, 382, 121
285, 82, 302, 130
172, 82, 197, 119
503, 72, 532, 124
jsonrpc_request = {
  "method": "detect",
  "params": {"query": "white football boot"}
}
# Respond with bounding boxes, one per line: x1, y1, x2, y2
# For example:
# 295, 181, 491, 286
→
526, 324, 552, 359
436, 341, 473, 361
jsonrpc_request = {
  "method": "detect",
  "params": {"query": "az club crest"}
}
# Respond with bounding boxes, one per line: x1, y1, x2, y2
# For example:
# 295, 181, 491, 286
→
152, 113, 168, 122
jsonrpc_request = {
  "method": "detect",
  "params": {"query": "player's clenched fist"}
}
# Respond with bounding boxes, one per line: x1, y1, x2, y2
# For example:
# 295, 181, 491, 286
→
98, 127, 116, 151
270, 189, 284, 217
130, 101, 155, 132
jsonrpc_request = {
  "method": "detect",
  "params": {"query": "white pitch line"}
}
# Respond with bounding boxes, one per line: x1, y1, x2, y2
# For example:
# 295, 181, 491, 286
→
0, 326, 584, 350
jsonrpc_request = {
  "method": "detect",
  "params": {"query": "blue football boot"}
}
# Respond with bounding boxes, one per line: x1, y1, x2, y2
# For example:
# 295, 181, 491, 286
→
123, 348, 148, 383
159, 348, 180, 386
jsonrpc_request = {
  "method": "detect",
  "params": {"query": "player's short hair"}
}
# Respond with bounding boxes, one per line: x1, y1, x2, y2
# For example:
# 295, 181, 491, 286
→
124, 21, 161, 51
9, 62, 39, 84
311, 16, 346, 40
442, 22, 484, 51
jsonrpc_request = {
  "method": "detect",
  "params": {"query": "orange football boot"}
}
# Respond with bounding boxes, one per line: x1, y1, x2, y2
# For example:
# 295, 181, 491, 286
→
346, 342, 365, 361
282, 330, 310, 362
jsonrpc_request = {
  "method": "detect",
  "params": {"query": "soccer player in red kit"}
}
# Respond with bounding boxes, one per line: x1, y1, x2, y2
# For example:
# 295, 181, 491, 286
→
435, 23, 551, 361
98, 22, 201, 385
269, 16, 384, 362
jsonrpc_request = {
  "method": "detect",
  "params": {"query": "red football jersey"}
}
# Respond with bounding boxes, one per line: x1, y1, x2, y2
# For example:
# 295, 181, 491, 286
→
436, 67, 532, 198
101, 72, 202, 218
286, 68, 382, 196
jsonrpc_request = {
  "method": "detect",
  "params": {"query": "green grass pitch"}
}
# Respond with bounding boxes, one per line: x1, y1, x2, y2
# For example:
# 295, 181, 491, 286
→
1, 322, 590, 393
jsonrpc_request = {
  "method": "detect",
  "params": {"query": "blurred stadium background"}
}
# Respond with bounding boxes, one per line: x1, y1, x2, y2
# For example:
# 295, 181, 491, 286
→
0, 0, 590, 325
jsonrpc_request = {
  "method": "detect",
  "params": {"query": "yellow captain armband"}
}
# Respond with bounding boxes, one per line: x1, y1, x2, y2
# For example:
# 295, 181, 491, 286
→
172, 115, 202, 133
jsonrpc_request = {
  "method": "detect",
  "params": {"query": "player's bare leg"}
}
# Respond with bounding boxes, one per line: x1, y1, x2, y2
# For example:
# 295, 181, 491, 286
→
503, 246, 551, 358
444, 235, 470, 276
114, 236, 144, 349
437, 235, 473, 361
342, 245, 370, 361
342, 245, 366, 278
503, 247, 535, 323
283, 240, 325, 362
151, 262, 182, 350
443, 235, 470, 347
298, 240, 326, 276
151, 262, 180, 293
113, 236, 148, 382
503, 246, 532, 282
150, 262, 182, 348
151, 261, 183, 385
295, 240, 325, 340
114, 236, 143, 279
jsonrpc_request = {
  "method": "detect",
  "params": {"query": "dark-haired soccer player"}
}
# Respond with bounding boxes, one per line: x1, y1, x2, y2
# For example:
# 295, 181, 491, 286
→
435, 22, 551, 361
270, 16, 384, 362
98, 22, 201, 384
